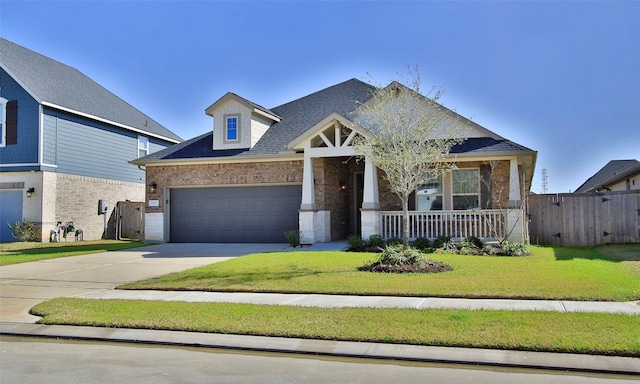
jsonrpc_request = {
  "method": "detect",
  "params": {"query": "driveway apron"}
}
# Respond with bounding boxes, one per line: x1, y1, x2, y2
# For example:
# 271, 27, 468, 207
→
0, 243, 290, 323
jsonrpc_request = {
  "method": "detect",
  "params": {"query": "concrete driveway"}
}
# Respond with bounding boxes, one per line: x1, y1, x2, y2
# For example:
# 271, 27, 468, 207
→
0, 243, 290, 323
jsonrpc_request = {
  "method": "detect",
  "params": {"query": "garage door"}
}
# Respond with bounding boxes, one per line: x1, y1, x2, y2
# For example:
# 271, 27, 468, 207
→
0, 190, 23, 242
170, 185, 302, 243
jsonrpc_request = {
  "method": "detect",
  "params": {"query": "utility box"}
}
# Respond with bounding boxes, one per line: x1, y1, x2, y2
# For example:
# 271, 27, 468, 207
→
98, 199, 108, 215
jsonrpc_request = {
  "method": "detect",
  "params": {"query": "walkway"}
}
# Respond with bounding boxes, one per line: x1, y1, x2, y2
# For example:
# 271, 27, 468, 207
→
78, 290, 640, 314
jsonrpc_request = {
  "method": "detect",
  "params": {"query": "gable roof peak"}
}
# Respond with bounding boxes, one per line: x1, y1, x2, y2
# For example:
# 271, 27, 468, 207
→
204, 91, 281, 121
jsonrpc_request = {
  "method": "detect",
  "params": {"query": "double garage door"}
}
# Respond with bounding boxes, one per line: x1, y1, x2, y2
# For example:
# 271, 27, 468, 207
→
170, 185, 301, 243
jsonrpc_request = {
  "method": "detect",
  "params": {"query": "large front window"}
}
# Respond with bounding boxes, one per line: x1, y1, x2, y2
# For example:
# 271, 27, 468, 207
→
417, 174, 443, 211
452, 168, 479, 210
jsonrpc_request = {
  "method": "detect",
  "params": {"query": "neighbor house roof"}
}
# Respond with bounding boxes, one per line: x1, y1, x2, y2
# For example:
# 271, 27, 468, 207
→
574, 159, 640, 193
0, 38, 182, 143
134, 78, 536, 164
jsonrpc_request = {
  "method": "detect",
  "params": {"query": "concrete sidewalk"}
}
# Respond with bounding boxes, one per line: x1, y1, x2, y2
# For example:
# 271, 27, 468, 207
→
77, 289, 640, 314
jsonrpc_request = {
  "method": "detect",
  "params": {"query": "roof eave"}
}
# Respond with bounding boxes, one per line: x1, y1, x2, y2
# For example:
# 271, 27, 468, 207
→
42, 102, 181, 144
131, 152, 303, 166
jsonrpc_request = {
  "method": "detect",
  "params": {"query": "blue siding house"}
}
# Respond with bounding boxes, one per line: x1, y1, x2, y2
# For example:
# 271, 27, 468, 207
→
0, 38, 182, 241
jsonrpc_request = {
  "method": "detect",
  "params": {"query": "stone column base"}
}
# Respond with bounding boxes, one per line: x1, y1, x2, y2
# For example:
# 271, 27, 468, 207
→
299, 210, 331, 244
361, 209, 380, 240
145, 212, 165, 242
506, 209, 525, 243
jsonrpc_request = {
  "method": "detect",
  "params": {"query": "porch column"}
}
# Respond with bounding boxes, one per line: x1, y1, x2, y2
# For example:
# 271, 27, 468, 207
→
300, 152, 316, 210
361, 158, 380, 240
509, 159, 521, 207
362, 158, 379, 209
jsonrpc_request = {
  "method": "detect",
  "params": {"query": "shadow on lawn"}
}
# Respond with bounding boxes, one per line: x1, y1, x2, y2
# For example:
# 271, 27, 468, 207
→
169, 265, 322, 287
553, 244, 640, 262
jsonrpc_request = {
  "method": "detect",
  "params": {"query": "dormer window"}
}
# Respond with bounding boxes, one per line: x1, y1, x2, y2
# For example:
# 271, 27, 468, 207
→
225, 115, 240, 142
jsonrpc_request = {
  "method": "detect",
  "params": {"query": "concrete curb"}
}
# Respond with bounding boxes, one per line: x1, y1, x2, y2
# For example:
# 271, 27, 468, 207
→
2, 322, 638, 375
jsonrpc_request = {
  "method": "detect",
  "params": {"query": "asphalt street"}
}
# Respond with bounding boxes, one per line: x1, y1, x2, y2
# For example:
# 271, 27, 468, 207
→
1, 336, 636, 384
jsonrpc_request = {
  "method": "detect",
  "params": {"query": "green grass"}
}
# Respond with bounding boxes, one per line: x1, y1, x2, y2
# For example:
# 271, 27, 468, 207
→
0, 240, 148, 266
31, 298, 640, 357
121, 245, 640, 301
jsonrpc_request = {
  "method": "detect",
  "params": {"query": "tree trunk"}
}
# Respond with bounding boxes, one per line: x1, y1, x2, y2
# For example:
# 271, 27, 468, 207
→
402, 192, 410, 249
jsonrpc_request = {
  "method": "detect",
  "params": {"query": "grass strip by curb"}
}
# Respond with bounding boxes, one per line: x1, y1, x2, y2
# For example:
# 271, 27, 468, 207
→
0, 241, 148, 266
31, 298, 640, 357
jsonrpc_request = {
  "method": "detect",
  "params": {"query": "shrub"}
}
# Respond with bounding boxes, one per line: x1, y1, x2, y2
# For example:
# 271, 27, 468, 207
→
284, 230, 301, 247
411, 237, 431, 251
432, 235, 451, 249
377, 245, 425, 265
359, 245, 453, 274
483, 244, 501, 255
463, 236, 484, 249
386, 237, 403, 246
367, 235, 384, 248
8, 220, 40, 242
500, 241, 530, 256
459, 246, 483, 255
347, 234, 366, 251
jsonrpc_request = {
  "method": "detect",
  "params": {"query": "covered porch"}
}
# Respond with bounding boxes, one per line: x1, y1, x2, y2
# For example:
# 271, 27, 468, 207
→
289, 116, 528, 244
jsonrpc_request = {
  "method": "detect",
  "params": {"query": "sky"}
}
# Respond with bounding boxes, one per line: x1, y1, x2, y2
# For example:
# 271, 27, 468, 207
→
1, 1, 638, 193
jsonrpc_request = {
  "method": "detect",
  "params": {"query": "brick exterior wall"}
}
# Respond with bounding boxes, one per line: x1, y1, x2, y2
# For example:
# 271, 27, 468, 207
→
145, 161, 305, 214
143, 158, 514, 241
55, 173, 144, 240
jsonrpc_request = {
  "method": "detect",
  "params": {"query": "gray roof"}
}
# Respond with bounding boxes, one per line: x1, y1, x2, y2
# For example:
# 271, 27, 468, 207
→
251, 78, 376, 154
0, 38, 182, 143
136, 78, 536, 163
574, 159, 640, 193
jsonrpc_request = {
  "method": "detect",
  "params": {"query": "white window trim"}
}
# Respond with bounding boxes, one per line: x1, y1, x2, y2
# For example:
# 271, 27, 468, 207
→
451, 168, 480, 210
0, 96, 7, 148
224, 114, 240, 143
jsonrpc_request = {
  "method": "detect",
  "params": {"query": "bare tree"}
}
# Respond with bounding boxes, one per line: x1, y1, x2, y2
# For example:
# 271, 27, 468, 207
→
352, 73, 467, 249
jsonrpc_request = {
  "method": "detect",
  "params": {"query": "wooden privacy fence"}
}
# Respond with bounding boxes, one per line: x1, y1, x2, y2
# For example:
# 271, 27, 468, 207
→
528, 190, 640, 246
114, 201, 145, 241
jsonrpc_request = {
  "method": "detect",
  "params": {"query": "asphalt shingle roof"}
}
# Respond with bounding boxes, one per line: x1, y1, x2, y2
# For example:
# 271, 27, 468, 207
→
136, 78, 536, 163
574, 159, 640, 193
0, 38, 182, 143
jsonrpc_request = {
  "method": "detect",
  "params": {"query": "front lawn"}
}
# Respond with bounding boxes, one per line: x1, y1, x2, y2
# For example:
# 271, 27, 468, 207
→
121, 245, 640, 301
31, 298, 640, 357
0, 240, 148, 266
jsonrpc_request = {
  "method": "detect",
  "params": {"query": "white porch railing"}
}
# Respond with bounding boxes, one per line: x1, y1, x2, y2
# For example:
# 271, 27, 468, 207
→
379, 210, 507, 241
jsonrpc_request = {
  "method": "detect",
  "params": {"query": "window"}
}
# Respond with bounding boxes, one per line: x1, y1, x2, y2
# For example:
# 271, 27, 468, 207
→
452, 169, 479, 210
138, 135, 149, 158
0, 97, 6, 147
226, 116, 238, 141
417, 174, 443, 211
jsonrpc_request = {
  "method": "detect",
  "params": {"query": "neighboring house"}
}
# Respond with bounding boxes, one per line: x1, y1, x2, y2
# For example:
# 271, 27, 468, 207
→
133, 79, 537, 244
574, 160, 640, 193
0, 38, 182, 242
